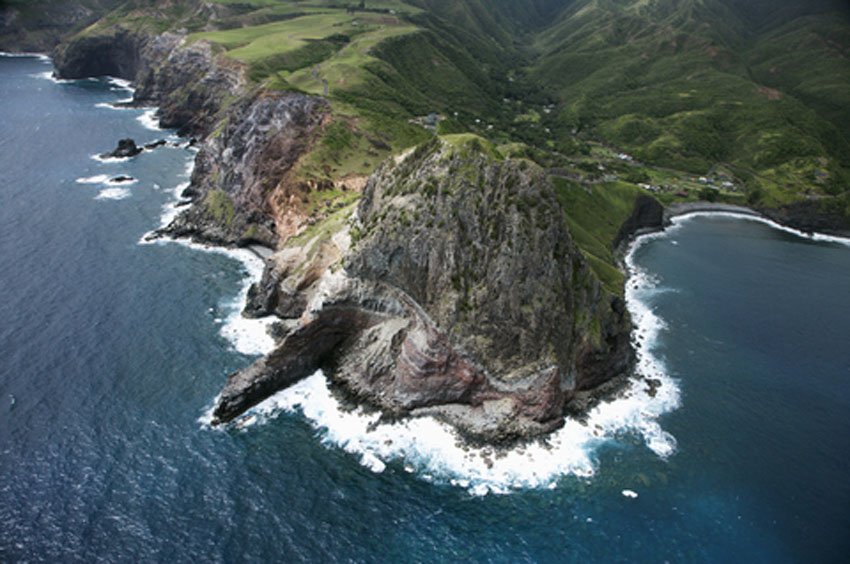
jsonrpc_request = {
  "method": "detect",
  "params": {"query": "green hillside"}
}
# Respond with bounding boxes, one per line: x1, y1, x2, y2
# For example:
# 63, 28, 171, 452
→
9, 0, 849, 288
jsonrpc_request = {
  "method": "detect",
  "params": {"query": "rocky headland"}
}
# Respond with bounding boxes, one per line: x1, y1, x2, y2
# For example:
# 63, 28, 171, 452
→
16, 9, 846, 445
215, 139, 636, 442
35, 17, 643, 443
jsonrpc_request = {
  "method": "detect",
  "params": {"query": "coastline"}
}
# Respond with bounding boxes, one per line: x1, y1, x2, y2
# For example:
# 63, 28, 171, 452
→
8, 49, 847, 493
620, 201, 850, 260
664, 202, 850, 246
208, 208, 683, 496
19, 48, 279, 359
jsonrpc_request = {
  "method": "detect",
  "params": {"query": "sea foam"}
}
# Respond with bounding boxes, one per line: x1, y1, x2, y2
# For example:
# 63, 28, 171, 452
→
91, 154, 130, 164
137, 108, 161, 131
31, 70, 75, 84
670, 210, 850, 248
107, 77, 134, 92
95, 187, 132, 200
95, 100, 134, 110
140, 154, 275, 357
76, 175, 111, 185
206, 229, 682, 495
144, 236, 277, 356
1, 51, 46, 59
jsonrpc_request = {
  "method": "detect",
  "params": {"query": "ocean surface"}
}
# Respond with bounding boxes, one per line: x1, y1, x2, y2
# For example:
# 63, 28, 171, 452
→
1, 54, 849, 562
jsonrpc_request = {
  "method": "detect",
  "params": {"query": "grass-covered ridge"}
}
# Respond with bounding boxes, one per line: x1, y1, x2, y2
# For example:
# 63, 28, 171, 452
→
32, 0, 850, 289
530, 0, 850, 209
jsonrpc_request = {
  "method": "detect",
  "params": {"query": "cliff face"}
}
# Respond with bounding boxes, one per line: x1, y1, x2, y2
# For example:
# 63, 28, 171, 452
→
213, 140, 635, 443
47, 21, 634, 444
54, 29, 244, 137
53, 25, 328, 248
52, 27, 143, 80
761, 200, 850, 237
0, 0, 124, 52
162, 91, 329, 247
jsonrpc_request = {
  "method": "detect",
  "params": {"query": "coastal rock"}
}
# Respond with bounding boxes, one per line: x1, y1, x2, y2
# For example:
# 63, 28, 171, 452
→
158, 91, 329, 247
761, 199, 850, 237
614, 194, 665, 248
131, 33, 245, 137
54, 28, 244, 138
52, 21, 325, 248
53, 27, 143, 81
213, 140, 635, 443
144, 139, 167, 150
102, 138, 142, 159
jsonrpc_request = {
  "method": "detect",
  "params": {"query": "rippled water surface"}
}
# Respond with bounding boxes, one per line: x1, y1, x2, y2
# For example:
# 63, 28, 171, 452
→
2, 55, 849, 562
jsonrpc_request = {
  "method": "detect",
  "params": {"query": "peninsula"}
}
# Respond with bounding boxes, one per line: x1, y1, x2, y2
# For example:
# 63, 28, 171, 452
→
4, 0, 849, 443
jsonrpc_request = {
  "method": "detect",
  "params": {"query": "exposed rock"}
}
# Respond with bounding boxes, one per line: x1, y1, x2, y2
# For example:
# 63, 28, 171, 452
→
760, 199, 850, 237
53, 22, 327, 249
53, 27, 143, 81
613, 194, 664, 248
132, 33, 245, 137
47, 20, 635, 445
54, 29, 244, 138
157, 91, 329, 247
212, 140, 635, 443
101, 138, 142, 159
144, 139, 167, 150
0, 0, 124, 52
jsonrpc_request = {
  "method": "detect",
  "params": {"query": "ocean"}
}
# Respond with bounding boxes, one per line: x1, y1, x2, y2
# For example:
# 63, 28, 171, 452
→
1, 54, 849, 562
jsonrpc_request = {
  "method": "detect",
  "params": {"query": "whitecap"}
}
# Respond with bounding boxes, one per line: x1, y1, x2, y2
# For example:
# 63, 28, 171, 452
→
95, 187, 132, 200
622, 489, 639, 498
107, 77, 134, 92
1, 51, 50, 62
95, 99, 134, 110
31, 70, 74, 84
142, 235, 276, 357
213, 247, 277, 356
195, 218, 682, 495
76, 174, 111, 185
148, 158, 196, 230
151, 181, 189, 229
137, 108, 161, 131
91, 154, 130, 164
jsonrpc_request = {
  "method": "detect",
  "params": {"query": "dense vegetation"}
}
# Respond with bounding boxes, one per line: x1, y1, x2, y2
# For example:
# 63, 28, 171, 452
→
5, 0, 849, 284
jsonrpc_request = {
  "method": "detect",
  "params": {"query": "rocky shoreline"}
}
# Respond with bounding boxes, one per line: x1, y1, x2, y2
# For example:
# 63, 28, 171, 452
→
213, 140, 638, 444
9, 18, 849, 446
37, 27, 638, 444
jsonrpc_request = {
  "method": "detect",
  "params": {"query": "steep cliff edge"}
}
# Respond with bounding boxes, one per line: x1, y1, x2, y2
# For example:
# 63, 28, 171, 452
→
53, 28, 244, 137
0, 0, 123, 52
52, 25, 329, 248
160, 91, 329, 247
213, 139, 635, 443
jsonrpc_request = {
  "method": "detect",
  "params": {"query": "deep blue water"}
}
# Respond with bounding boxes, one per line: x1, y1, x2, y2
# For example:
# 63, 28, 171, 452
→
1, 55, 850, 562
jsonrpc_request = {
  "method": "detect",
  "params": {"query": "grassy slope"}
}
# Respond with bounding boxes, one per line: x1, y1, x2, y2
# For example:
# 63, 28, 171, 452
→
553, 178, 644, 294
164, 1, 850, 270
45, 0, 850, 290
531, 0, 850, 208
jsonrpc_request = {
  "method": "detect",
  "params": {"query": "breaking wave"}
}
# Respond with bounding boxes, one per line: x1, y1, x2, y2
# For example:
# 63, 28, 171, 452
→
137, 108, 160, 131
204, 229, 682, 495
670, 210, 850, 248
76, 174, 111, 185
95, 187, 132, 201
